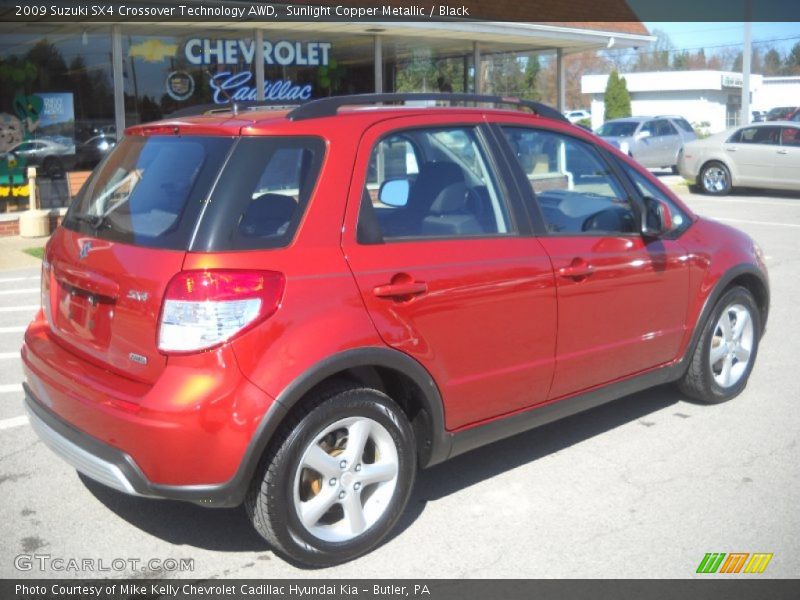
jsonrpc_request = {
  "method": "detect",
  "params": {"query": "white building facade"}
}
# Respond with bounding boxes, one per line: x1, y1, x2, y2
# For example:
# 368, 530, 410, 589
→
580, 70, 799, 134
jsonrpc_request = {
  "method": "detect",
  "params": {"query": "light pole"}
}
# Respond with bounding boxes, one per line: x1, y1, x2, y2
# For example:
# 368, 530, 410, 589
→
741, 15, 752, 126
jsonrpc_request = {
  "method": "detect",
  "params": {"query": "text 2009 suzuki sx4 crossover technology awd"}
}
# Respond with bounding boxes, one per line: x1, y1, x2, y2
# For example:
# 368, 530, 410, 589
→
22, 94, 769, 567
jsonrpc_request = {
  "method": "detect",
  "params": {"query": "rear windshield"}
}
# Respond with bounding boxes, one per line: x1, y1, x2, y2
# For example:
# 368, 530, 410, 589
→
64, 136, 234, 250
63, 135, 326, 251
596, 122, 638, 137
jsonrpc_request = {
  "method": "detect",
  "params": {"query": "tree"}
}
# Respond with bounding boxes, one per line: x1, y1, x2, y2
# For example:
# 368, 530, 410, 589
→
787, 42, 800, 74
633, 29, 673, 72
604, 70, 631, 121
764, 48, 783, 75
521, 54, 541, 101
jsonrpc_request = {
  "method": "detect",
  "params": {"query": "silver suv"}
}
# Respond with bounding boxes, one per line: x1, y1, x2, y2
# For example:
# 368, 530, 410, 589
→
597, 116, 697, 171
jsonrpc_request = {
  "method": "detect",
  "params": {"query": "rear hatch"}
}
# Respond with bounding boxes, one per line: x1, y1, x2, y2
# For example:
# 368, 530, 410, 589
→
44, 133, 235, 384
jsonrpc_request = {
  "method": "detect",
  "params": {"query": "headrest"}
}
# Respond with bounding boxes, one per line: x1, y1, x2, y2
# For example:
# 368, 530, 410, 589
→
430, 182, 469, 214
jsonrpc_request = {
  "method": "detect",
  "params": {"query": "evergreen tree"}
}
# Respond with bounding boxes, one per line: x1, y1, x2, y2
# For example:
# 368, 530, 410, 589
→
764, 49, 782, 75
603, 70, 631, 121
787, 42, 800, 73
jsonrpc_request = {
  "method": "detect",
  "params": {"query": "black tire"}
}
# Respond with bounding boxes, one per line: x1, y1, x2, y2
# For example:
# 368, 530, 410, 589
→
671, 165, 679, 175
678, 287, 761, 404
699, 161, 732, 195
245, 383, 416, 567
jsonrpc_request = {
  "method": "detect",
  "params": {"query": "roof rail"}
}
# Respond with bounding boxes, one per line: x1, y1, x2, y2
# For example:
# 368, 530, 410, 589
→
286, 93, 568, 122
165, 100, 303, 119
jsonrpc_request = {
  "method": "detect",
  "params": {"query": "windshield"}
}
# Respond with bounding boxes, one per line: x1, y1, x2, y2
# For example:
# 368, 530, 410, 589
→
64, 135, 234, 249
596, 122, 639, 137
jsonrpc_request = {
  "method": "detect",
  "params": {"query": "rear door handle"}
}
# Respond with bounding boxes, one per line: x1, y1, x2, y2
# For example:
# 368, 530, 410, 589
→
777, 149, 788, 155
726, 147, 737, 152
373, 281, 428, 299
558, 260, 594, 280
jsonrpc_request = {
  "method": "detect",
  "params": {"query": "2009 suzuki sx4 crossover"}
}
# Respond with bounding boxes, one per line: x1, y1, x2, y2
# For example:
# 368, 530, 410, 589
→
22, 94, 769, 567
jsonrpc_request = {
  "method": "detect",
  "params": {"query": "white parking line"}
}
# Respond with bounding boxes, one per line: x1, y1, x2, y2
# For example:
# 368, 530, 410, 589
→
0, 326, 26, 333
715, 217, 800, 229
0, 288, 39, 295
0, 384, 23, 394
0, 305, 38, 313
0, 276, 38, 283
0, 352, 19, 360
0, 415, 28, 431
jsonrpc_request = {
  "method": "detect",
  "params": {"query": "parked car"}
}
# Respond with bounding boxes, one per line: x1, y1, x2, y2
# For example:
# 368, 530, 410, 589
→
0, 138, 74, 178
765, 106, 797, 121
596, 115, 697, 171
75, 134, 116, 169
23, 94, 769, 567
564, 109, 590, 124
678, 121, 800, 195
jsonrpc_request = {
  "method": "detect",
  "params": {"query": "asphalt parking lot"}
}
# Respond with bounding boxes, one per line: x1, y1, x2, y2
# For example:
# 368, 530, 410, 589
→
1, 183, 798, 579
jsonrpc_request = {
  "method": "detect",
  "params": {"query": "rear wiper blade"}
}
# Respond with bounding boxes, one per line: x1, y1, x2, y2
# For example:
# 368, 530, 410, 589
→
73, 213, 106, 229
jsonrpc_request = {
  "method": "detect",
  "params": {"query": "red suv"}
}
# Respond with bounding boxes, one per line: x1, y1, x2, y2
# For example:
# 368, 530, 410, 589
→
22, 94, 769, 567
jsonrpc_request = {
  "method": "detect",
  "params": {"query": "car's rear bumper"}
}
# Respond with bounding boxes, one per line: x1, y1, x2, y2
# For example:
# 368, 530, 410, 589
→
22, 314, 279, 506
24, 385, 257, 506
25, 384, 153, 498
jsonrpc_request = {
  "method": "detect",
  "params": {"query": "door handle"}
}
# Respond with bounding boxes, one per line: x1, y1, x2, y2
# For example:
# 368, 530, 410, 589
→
558, 260, 594, 280
777, 149, 788, 155
726, 147, 737, 152
373, 280, 428, 299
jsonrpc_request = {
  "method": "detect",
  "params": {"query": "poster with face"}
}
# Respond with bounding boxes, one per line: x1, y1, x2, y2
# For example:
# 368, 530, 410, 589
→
0, 113, 24, 154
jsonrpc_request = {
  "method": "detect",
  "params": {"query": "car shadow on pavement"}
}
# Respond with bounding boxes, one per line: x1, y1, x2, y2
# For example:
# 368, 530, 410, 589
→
79, 474, 269, 553
387, 383, 684, 544
81, 384, 685, 560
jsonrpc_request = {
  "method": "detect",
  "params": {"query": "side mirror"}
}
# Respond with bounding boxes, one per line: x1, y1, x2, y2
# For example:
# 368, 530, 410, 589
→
636, 129, 651, 141
642, 196, 672, 237
378, 179, 410, 207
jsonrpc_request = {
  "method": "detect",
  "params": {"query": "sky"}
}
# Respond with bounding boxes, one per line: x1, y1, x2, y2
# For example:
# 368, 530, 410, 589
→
643, 22, 800, 54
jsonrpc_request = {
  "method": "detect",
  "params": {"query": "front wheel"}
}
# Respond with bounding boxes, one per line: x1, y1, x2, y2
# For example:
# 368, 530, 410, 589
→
678, 287, 761, 403
246, 384, 416, 567
699, 161, 732, 195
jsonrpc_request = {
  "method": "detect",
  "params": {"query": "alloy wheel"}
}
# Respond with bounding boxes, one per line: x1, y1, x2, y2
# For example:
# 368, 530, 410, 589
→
709, 303, 754, 388
702, 166, 728, 193
292, 416, 399, 543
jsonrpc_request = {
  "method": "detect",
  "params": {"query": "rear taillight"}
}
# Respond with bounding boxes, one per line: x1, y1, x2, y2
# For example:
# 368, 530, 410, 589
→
158, 269, 285, 354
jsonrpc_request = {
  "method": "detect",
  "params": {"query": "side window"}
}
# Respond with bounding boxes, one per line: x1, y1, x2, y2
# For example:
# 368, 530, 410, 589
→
502, 126, 637, 235
739, 126, 780, 145
673, 118, 695, 134
640, 121, 656, 136
233, 139, 324, 248
620, 161, 689, 234
360, 126, 512, 241
656, 120, 678, 136
781, 127, 800, 147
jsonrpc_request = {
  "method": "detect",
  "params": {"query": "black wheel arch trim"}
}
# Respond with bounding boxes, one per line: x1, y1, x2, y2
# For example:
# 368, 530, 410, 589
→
676, 263, 769, 377
267, 346, 450, 466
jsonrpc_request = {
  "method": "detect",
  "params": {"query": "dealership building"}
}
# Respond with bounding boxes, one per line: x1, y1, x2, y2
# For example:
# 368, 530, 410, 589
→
582, 70, 800, 133
0, 3, 651, 230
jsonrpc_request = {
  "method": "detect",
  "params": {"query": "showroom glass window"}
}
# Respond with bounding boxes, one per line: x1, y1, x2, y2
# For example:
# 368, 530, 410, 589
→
120, 28, 375, 125
0, 24, 114, 207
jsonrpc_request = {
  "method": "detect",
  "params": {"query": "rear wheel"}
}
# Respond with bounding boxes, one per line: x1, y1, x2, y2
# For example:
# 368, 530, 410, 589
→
699, 161, 732, 195
678, 287, 761, 403
246, 384, 416, 567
